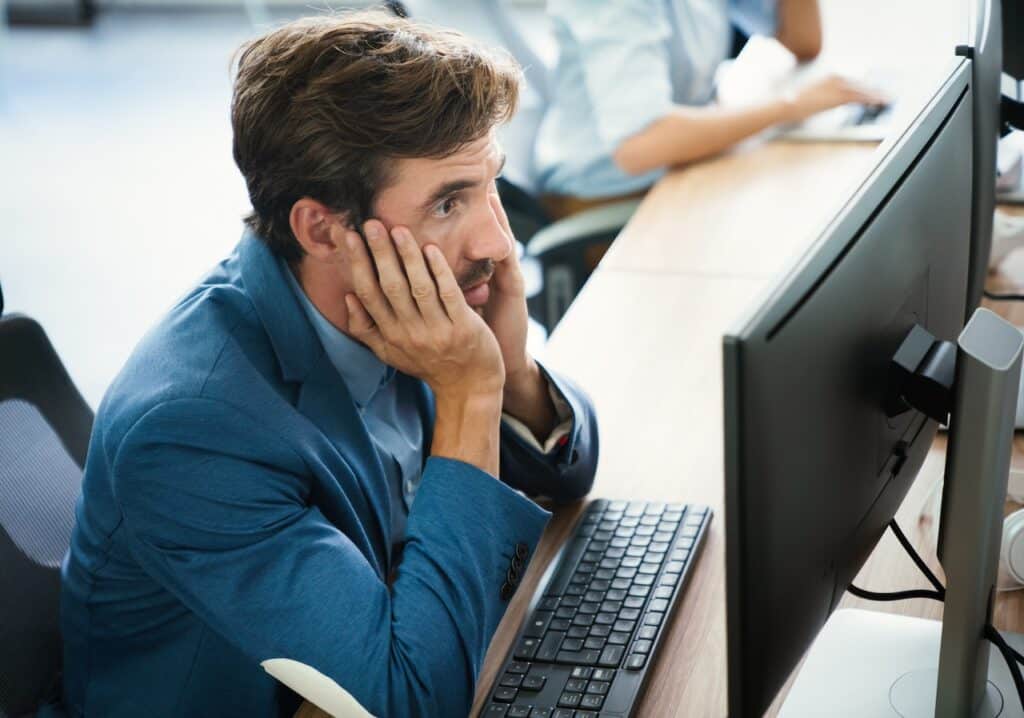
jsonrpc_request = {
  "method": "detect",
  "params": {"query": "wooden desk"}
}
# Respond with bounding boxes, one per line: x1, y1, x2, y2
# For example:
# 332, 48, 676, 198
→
469, 133, 1024, 718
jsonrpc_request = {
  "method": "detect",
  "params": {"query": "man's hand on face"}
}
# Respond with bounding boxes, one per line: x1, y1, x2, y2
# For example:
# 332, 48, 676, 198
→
480, 190, 534, 387
339, 219, 505, 403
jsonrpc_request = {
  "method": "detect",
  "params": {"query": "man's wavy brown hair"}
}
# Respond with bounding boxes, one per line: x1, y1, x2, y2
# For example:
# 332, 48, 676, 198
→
231, 10, 520, 262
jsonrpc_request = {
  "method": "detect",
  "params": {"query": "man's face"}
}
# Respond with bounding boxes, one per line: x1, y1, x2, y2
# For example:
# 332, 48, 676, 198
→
369, 134, 512, 308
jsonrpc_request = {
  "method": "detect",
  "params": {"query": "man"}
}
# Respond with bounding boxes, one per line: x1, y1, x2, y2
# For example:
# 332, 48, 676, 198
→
59, 12, 598, 718
535, 0, 888, 202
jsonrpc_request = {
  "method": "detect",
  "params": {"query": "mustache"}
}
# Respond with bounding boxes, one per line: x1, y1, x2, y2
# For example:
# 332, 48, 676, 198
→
458, 259, 494, 290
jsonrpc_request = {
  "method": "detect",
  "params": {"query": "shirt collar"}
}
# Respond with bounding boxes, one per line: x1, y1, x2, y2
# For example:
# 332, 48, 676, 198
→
280, 260, 394, 408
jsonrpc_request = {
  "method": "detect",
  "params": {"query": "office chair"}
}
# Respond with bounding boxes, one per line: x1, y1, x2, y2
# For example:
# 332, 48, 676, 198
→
0, 286, 93, 717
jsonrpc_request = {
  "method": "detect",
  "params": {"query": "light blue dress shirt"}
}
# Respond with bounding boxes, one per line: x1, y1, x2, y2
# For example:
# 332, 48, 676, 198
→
535, 0, 778, 199
282, 262, 425, 548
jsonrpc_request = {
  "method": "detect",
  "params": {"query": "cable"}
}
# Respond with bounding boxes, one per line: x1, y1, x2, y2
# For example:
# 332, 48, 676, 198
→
846, 521, 1024, 710
986, 625, 1024, 712
984, 289, 1024, 302
888, 520, 946, 593
847, 584, 945, 602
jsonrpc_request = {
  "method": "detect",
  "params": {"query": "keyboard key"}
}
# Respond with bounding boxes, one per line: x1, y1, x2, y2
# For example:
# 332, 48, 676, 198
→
593, 668, 615, 682
562, 638, 585, 652
620, 608, 641, 621
571, 614, 595, 627
636, 525, 655, 537
566, 678, 588, 692
613, 619, 636, 633
638, 625, 657, 640
626, 546, 646, 557
665, 561, 685, 573
589, 624, 612, 637
567, 626, 589, 639
584, 636, 606, 650
627, 585, 650, 598
571, 666, 593, 680
638, 562, 660, 574
553, 709, 575, 718
625, 502, 645, 516
579, 601, 601, 614
654, 586, 674, 599
626, 653, 648, 670
531, 710, 552, 718
653, 531, 674, 543
615, 566, 637, 579
598, 645, 625, 667
484, 705, 508, 716
660, 572, 680, 586
633, 639, 653, 654
522, 674, 546, 691
556, 649, 600, 666
643, 612, 665, 627
624, 596, 645, 609
600, 599, 622, 613
610, 537, 630, 548
681, 526, 699, 538
621, 556, 642, 567
557, 692, 582, 708
648, 598, 669, 612
494, 687, 518, 702
508, 661, 530, 674
611, 578, 631, 590
606, 589, 628, 601
634, 574, 656, 586
676, 537, 695, 550
606, 547, 626, 558
583, 590, 603, 603
607, 631, 631, 645
499, 673, 523, 688
648, 542, 670, 553
599, 557, 619, 569
514, 637, 539, 660
608, 500, 627, 511
594, 612, 617, 625
507, 706, 532, 718
580, 694, 605, 710
537, 632, 565, 663
620, 516, 640, 527
594, 568, 615, 580
644, 503, 665, 515
523, 611, 553, 638
549, 618, 571, 632
587, 680, 610, 695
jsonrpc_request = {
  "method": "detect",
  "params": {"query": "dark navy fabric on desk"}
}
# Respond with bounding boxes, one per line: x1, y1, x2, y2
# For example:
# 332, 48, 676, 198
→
59, 232, 599, 717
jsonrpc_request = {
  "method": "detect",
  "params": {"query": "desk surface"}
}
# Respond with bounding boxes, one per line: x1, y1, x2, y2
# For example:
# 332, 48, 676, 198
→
470, 103, 1024, 718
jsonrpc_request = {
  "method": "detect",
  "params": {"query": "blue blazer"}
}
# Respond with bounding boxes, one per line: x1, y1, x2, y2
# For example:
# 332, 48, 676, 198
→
60, 233, 599, 717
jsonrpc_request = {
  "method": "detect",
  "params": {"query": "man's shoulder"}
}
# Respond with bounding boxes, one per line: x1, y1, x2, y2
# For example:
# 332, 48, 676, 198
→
96, 257, 281, 451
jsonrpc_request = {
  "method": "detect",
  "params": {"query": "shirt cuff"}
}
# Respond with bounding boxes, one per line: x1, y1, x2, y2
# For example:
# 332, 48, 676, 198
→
502, 379, 574, 455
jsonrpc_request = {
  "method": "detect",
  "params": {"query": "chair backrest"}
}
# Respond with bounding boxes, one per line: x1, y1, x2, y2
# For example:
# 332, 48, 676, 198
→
0, 308, 93, 717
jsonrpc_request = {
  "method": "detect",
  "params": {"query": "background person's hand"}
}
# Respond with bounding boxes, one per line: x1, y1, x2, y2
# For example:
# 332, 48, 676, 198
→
342, 220, 505, 402
783, 74, 889, 123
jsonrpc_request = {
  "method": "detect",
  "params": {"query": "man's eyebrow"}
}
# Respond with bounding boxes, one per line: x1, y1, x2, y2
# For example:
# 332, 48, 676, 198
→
421, 153, 508, 210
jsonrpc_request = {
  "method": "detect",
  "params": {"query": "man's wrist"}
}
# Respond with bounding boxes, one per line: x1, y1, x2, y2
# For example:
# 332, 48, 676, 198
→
502, 358, 558, 441
431, 390, 503, 477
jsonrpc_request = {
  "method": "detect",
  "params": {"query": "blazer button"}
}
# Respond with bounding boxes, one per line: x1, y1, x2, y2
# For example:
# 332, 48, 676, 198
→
515, 543, 529, 560
500, 582, 515, 600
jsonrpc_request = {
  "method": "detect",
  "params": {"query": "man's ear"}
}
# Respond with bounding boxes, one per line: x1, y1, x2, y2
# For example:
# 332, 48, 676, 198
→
289, 198, 351, 262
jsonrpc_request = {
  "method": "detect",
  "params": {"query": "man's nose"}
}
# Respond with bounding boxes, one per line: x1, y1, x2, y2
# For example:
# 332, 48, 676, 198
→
465, 208, 512, 262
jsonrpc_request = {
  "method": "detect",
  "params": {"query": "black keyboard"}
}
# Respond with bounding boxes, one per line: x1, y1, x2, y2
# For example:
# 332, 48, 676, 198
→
481, 499, 711, 718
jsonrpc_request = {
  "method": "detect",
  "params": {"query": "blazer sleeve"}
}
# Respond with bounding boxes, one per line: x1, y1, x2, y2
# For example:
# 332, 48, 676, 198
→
110, 396, 550, 718
499, 363, 599, 503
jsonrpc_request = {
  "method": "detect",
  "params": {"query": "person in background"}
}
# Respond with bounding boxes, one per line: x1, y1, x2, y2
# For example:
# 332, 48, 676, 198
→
535, 0, 888, 208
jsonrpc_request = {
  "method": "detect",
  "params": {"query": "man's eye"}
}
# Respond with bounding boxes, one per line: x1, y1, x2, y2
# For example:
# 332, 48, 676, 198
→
433, 197, 458, 218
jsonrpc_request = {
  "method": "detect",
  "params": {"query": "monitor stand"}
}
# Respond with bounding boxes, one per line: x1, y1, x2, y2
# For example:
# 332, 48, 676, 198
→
779, 608, 1024, 717
782, 308, 1024, 717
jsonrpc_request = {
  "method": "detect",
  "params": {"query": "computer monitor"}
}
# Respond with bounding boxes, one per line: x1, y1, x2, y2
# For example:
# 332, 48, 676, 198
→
724, 6, 1019, 712
965, 0, 1002, 317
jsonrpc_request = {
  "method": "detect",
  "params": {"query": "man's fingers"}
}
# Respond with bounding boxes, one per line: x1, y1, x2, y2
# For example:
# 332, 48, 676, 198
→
345, 229, 398, 331
345, 294, 386, 354
424, 244, 468, 320
393, 227, 448, 324
364, 220, 419, 321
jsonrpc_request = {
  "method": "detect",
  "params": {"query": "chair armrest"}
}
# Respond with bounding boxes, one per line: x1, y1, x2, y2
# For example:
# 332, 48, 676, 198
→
525, 199, 641, 258
262, 659, 376, 718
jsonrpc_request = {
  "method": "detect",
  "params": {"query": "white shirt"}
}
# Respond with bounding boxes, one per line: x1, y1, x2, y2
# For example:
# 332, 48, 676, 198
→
535, 0, 778, 199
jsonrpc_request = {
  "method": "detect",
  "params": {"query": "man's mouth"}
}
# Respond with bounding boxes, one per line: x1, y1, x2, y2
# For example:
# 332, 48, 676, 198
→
461, 277, 492, 307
